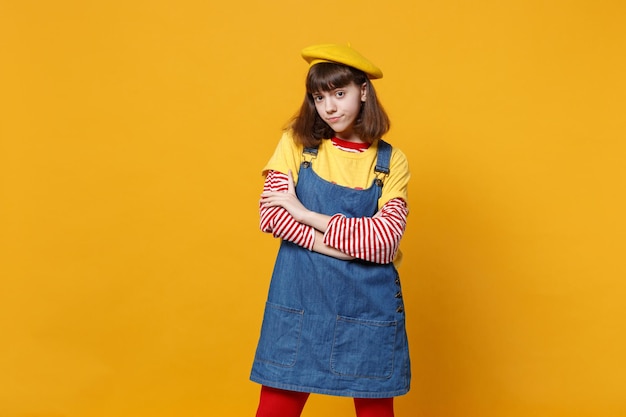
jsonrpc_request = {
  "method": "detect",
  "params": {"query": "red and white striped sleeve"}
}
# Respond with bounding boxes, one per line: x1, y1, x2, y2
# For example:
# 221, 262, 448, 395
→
322, 198, 408, 264
259, 170, 315, 250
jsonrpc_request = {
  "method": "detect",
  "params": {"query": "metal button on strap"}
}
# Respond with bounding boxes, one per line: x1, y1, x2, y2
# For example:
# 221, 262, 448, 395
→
303, 161, 311, 168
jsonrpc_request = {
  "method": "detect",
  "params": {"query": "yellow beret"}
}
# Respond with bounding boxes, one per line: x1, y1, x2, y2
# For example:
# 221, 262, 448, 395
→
301, 43, 383, 79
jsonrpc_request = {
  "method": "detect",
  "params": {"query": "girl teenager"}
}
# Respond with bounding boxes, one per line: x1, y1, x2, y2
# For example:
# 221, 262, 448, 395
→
251, 44, 411, 417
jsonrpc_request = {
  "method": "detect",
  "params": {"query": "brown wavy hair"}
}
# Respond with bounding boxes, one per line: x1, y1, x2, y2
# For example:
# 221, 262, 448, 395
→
288, 63, 390, 147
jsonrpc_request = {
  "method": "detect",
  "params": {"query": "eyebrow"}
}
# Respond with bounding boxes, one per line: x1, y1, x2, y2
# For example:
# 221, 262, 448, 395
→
312, 87, 346, 94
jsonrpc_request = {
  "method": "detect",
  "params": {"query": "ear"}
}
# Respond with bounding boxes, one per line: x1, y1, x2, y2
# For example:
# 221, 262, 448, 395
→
360, 82, 367, 102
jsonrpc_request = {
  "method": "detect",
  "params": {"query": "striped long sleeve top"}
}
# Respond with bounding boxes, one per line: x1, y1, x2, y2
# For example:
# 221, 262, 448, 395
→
260, 170, 408, 264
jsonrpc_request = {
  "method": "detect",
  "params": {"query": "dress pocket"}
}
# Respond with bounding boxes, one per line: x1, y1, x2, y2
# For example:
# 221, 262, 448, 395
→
255, 302, 304, 367
330, 315, 397, 379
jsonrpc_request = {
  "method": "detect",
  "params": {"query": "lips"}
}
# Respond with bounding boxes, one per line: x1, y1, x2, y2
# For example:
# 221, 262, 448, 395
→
327, 116, 342, 123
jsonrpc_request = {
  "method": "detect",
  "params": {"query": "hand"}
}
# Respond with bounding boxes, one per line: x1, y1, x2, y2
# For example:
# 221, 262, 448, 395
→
260, 170, 310, 223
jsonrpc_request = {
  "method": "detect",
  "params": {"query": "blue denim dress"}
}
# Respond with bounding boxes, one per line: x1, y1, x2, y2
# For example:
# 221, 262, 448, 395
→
250, 140, 411, 398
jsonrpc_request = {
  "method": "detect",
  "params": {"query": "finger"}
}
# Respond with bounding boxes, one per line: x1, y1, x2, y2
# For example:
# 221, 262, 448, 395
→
261, 191, 282, 198
287, 170, 295, 194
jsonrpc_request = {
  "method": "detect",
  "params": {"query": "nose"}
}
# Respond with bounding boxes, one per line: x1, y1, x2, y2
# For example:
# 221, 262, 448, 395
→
325, 98, 336, 114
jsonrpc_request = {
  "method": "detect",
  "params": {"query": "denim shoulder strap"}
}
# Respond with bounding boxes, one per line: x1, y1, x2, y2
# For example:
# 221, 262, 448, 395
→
375, 139, 392, 175
302, 146, 318, 169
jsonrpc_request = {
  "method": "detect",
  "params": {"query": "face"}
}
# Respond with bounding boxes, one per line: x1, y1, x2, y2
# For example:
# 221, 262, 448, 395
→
312, 82, 367, 142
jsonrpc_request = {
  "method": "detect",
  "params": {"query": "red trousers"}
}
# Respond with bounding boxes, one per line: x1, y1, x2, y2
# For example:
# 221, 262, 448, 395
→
255, 386, 394, 417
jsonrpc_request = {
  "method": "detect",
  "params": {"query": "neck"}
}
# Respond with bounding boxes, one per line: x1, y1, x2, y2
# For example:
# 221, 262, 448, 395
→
334, 132, 364, 143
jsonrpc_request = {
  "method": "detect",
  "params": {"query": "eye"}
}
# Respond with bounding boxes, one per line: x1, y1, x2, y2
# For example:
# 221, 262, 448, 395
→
312, 94, 323, 102
335, 91, 345, 98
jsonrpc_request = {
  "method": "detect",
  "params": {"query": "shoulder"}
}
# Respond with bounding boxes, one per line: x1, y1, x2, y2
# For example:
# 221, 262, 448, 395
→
262, 130, 304, 176
391, 147, 409, 170
378, 139, 410, 175
276, 130, 304, 154
378, 145, 411, 206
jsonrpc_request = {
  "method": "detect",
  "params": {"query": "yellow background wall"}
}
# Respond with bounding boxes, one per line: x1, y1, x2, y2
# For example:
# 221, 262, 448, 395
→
1, 1, 624, 416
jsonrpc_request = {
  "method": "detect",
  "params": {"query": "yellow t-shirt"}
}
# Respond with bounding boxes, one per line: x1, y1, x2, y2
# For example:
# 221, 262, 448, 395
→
263, 131, 410, 210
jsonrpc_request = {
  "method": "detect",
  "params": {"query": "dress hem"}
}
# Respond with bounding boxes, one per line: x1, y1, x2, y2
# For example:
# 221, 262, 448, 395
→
249, 375, 410, 399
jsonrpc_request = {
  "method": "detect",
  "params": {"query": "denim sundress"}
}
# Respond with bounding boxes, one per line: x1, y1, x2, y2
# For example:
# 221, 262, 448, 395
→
250, 140, 411, 398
